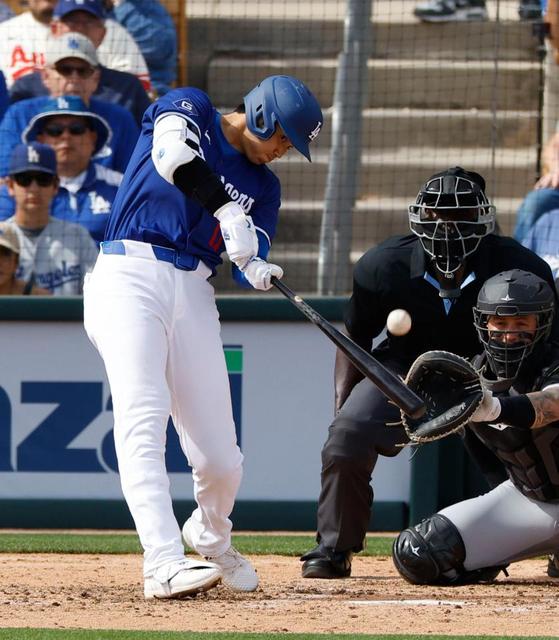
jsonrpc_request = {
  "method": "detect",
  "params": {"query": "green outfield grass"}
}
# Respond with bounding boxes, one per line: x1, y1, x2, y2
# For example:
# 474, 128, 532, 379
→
0, 533, 393, 556
0, 632, 556, 640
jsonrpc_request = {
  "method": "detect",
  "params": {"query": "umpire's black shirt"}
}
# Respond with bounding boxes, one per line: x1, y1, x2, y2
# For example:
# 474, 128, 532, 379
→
346, 233, 559, 367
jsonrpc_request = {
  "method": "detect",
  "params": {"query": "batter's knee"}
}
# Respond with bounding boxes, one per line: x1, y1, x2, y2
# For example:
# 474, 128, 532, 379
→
195, 446, 243, 483
392, 514, 467, 585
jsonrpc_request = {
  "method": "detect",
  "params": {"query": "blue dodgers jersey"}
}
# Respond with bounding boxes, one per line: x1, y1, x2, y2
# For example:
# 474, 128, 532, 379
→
105, 87, 281, 272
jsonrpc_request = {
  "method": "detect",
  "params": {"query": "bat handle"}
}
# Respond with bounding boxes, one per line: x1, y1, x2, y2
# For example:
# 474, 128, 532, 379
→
271, 276, 292, 297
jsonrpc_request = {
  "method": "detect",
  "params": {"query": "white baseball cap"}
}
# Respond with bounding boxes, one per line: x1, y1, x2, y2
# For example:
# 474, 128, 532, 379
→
0, 222, 20, 255
44, 32, 99, 68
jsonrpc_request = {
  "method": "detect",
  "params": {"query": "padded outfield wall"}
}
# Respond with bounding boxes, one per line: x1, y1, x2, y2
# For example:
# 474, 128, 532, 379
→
0, 297, 487, 531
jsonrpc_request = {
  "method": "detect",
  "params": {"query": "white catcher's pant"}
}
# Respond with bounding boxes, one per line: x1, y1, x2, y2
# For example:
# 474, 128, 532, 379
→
83, 241, 243, 576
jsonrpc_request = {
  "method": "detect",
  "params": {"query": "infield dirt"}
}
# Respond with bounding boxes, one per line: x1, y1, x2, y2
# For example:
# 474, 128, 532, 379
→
0, 554, 558, 635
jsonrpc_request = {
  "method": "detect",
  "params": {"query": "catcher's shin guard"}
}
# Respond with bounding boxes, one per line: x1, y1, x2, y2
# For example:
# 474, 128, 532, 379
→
393, 514, 507, 585
392, 514, 467, 585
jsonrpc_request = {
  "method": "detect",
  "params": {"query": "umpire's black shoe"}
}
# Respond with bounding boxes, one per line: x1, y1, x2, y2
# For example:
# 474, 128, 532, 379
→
300, 545, 353, 579
547, 554, 559, 578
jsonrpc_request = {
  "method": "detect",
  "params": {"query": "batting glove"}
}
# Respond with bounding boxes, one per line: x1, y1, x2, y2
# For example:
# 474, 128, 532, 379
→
215, 202, 258, 270
242, 257, 284, 291
470, 389, 501, 423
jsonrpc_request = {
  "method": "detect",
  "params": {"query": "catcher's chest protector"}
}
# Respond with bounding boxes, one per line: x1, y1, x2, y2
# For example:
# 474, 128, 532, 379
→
470, 399, 559, 502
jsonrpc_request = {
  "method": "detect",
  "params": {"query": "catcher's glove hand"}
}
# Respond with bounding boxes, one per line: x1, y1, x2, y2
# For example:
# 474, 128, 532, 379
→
401, 350, 484, 444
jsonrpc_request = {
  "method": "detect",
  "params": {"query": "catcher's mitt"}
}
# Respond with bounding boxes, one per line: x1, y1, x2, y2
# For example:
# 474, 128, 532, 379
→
401, 350, 484, 444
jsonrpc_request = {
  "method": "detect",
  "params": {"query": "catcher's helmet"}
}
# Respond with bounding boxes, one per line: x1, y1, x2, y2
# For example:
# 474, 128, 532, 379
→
409, 167, 496, 276
473, 269, 555, 381
244, 75, 323, 161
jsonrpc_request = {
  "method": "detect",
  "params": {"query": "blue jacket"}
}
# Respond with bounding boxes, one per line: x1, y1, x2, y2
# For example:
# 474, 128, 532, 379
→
0, 2, 13, 23
0, 96, 139, 177
521, 209, 559, 279
0, 70, 7, 122
9, 66, 151, 126
0, 163, 123, 246
110, 0, 177, 96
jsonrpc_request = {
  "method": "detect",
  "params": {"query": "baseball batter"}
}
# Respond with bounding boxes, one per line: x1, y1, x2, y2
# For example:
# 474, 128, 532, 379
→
83, 75, 323, 599
393, 270, 559, 584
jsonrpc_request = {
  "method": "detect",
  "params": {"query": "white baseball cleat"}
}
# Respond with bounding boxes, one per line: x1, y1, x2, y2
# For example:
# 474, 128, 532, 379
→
182, 520, 259, 592
207, 546, 259, 592
144, 558, 222, 599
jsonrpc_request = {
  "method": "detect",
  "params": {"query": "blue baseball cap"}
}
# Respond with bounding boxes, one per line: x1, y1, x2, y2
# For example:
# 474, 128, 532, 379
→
23, 96, 112, 155
53, 0, 107, 20
8, 143, 57, 176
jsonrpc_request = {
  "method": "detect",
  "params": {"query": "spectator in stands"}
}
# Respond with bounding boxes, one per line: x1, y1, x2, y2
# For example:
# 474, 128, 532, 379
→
3, 142, 98, 295
0, 0, 152, 92
10, 32, 150, 125
0, 70, 7, 121
0, 36, 139, 177
0, 221, 50, 295
521, 209, 559, 281
0, 95, 122, 246
413, 0, 542, 21
0, 0, 57, 88
51, 0, 152, 94
105, 0, 177, 96
514, 131, 559, 243
0, 1, 13, 24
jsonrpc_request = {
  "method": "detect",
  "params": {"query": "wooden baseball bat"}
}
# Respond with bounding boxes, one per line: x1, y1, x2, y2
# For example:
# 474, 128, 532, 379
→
271, 278, 426, 418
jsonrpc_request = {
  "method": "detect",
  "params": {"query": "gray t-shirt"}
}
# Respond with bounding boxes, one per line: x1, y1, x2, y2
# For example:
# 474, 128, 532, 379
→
7, 216, 98, 295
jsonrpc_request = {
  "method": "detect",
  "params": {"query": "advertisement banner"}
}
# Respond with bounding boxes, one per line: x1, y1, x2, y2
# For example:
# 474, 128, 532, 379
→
0, 321, 411, 503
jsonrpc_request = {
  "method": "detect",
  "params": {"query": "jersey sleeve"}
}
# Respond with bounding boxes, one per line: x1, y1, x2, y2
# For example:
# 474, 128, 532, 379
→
149, 88, 215, 148
231, 170, 281, 288
345, 249, 392, 350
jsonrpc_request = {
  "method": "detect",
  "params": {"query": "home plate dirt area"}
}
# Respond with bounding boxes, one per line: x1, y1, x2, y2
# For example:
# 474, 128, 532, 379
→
1, 554, 558, 635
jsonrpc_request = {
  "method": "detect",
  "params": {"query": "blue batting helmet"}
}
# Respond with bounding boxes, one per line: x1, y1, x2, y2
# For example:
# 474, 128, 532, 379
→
244, 75, 323, 161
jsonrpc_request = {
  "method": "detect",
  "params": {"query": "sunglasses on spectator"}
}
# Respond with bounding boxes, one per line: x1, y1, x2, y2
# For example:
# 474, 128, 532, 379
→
41, 122, 91, 137
54, 62, 96, 79
12, 172, 56, 187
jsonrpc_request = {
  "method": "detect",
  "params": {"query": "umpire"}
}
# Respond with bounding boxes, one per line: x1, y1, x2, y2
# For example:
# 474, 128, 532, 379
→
301, 166, 559, 579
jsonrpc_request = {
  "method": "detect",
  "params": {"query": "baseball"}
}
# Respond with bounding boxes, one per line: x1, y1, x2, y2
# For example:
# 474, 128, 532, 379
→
387, 309, 412, 336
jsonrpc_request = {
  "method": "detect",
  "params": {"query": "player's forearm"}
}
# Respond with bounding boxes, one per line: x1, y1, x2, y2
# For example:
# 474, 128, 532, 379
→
334, 348, 364, 413
527, 386, 559, 429
477, 387, 559, 430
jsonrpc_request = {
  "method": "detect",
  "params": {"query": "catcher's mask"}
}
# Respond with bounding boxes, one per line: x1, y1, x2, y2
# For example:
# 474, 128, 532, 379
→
409, 167, 496, 277
473, 269, 555, 381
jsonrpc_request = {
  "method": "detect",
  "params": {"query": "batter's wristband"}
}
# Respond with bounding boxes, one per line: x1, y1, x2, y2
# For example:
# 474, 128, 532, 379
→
491, 395, 535, 429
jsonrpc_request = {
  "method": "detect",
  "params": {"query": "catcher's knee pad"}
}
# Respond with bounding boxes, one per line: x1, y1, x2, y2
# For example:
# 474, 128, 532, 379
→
392, 514, 467, 585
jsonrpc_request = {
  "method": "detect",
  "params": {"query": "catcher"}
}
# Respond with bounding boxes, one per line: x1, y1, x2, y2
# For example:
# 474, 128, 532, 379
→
393, 269, 559, 585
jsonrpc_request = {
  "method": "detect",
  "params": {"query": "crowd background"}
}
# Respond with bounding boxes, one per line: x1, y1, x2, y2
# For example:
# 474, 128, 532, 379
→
0, 0, 558, 296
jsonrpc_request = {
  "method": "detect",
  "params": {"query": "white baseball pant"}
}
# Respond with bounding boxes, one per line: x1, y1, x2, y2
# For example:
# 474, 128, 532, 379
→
83, 240, 243, 576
